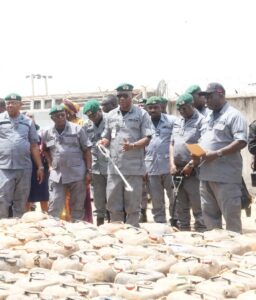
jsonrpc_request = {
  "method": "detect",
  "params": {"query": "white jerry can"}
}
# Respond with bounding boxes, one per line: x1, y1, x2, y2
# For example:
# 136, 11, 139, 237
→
6, 290, 41, 300
237, 289, 256, 299
21, 211, 48, 223
115, 269, 165, 285
196, 275, 248, 299
0, 255, 25, 273
169, 256, 221, 279
82, 261, 117, 282
221, 268, 256, 290
14, 268, 62, 292
116, 280, 178, 300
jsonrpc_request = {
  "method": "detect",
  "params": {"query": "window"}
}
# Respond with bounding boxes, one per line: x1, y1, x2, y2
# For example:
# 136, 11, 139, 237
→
33, 100, 41, 109
55, 99, 62, 105
44, 99, 52, 108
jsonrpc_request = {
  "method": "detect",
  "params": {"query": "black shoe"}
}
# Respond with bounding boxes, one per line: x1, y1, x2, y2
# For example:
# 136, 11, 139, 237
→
97, 217, 104, 226
170, 218, 179, 228
139, 209, 147, 223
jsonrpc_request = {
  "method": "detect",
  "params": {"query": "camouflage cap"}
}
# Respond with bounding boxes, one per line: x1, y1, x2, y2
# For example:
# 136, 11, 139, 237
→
199, 83, 225, 96
49, 104, 65, 115
83, 99, 100, 115
146, 96, 162, 106
185, 85, 201, 95
116, 83, 134, 92
5, 93, 22, 101
176, 93, 193, 107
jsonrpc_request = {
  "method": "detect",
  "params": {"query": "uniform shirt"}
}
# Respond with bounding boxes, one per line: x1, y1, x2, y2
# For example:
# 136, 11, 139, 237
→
199, 102, 247, 183
171, 109, 204, 167
145, 113, 176, 175
85, 114, 108, 175
197, 106, 211, 117
0, 111, 38, 169
102, 105, 153, 175
42, 121, 92, 184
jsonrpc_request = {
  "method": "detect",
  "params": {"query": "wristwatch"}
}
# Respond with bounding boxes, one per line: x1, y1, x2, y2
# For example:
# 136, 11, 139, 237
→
87, 169, 92, 174
188, 161, 194, 168
216, 150, 223, 157
38, 166, 44, 170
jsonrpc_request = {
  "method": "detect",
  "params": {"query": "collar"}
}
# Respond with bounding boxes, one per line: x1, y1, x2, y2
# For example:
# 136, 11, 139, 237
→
117, 105, 134, 114
181, 108, 199, 122
54, 120, 69, 135
209, 101, 229, 118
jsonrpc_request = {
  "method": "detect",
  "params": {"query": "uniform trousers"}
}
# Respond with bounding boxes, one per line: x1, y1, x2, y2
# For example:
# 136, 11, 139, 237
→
48, 179, 85, 220
107, 174, 142, 227
92, 173, 107, 219
148, 174, 173, 223
200, 180, 242, 233
0, 169, 32, 218
176, 175, 205, 230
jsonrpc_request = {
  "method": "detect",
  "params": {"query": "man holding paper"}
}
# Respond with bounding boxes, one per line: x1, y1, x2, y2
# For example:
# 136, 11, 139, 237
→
198, 83, 247, 233
169, 93, 205, 231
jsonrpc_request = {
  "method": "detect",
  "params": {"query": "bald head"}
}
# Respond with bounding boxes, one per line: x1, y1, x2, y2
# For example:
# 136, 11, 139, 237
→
0, 98, 6, 113
101, 94, 118, 113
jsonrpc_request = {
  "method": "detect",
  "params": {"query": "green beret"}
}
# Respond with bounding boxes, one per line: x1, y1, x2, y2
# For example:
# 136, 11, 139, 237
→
185, 85, 201, 95
146, 96, 162, 106
49, 104, 65, 115
83, 99, 100, 115
116, 83, 134, 92
138, 98, 147, 104
176, 93, 193, 107
159, 96, 168, 103
5, 93, 22, 101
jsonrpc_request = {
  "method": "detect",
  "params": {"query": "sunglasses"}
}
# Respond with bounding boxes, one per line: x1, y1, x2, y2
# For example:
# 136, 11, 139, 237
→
117, 93, 131, 99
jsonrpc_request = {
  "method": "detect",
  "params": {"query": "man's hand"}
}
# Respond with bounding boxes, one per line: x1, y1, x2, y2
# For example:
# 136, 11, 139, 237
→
85, 173, 91, 186
204, 151, 219, 163
37, 168, 44, 184
98, 138, 110, 147
181, 163, 193, 177
122, 138, 133, 152
170, 164, 178, 175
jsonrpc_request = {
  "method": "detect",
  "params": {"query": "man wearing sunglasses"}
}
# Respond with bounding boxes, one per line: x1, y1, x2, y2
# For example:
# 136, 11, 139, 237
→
42, 104, 92, 221
196, 83, 247, 233
100, 83, 153, 227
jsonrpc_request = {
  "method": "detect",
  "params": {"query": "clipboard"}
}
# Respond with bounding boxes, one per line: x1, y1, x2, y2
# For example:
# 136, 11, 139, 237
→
186, 143, 206, 157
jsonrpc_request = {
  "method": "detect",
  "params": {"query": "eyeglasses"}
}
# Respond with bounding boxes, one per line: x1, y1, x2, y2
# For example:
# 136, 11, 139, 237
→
117, 93, 130, 99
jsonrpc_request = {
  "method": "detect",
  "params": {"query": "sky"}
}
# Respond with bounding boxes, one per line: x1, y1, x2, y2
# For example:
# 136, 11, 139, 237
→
1, 0, 256, 98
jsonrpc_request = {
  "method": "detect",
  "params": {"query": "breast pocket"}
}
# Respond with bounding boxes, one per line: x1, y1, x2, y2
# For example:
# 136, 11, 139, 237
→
64, 135, 78, 145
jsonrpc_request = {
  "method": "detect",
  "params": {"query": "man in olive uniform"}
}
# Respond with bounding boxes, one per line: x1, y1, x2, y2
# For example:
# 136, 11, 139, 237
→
42, 105, 92, 220
83, 99, 109, 226
100, 83, 152, 227
0, 93, 44, 218
198, 83, 247, 233
145, 96, 176, 223
170, 93, 205, 231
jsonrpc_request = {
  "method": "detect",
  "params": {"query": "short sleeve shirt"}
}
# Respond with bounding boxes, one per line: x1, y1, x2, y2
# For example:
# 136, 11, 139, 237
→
171, 109, 204, 167
199, 102, 247, 183
0, 111, 38, 169
145, 113, 176, 175
42, 121, 92, 184
101, 105, 153, 175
